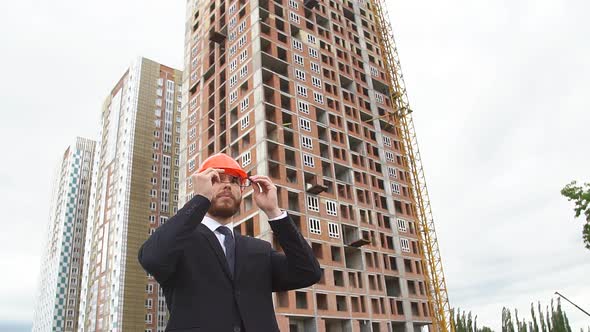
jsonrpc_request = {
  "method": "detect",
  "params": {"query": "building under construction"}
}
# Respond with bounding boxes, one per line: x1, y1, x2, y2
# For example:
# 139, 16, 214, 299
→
182, 0, 451, 331
32, 0, 452, 331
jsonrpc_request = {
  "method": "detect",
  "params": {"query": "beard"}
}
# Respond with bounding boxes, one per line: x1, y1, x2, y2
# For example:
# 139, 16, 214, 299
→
208, 193, 242, 219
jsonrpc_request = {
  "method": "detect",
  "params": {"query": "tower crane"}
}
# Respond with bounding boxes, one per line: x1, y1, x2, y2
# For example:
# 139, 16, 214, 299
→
367, 1, 455, 331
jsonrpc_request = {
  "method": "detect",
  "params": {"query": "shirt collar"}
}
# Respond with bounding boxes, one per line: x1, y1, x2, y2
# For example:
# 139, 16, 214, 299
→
202, 214, 234, 233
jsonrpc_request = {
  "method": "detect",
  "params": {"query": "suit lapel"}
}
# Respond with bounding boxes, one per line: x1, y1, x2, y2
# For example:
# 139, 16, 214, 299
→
234, 233, 248, 281
197, 224, 232, 280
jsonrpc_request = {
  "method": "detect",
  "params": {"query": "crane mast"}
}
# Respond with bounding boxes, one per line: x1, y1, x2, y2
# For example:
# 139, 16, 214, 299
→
366, 1, 455, 331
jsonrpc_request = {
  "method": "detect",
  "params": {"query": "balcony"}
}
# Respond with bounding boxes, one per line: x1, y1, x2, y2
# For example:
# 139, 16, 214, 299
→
305, 173, 327, 195
342, 224, 371, 248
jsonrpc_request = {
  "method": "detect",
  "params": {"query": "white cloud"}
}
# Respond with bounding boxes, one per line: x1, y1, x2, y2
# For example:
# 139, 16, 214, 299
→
0, 0, 588, 330
388, 0, 590, 330
0, 254, 43, 321
0, 0, 185, 323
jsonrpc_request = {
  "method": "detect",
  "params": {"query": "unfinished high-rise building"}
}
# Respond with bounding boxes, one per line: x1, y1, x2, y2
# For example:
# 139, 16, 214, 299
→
182, 0, 432, 331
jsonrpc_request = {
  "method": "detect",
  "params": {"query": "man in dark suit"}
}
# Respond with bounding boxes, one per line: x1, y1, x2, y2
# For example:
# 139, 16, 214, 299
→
138, 153, 322, 332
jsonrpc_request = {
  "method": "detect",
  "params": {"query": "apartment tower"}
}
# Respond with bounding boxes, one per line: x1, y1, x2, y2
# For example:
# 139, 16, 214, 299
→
77, 57, 182, 332
182, 0, 431, 331
32, 137, 96, 332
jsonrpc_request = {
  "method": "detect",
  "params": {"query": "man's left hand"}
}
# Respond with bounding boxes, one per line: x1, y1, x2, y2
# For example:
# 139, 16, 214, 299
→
250, 175, 282, 219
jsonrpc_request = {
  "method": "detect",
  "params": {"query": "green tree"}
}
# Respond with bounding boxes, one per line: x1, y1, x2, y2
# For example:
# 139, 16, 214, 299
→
531, 303, 540, 332
540, 302, 548, 332
550, 298, 572, 332
546, 305, 553, 332
503, 307, 516, 332
561, 181, 590, 250
516, 309, 528, 332
451, 301, 581, 332
453, 308, 494, 332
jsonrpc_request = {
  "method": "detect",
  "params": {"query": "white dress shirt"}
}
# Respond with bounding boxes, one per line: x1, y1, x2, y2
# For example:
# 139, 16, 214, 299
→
201, 211, 287, 254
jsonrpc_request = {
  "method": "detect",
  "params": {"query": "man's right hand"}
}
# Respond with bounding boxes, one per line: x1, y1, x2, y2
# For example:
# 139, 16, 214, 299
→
191, 168, 223, 201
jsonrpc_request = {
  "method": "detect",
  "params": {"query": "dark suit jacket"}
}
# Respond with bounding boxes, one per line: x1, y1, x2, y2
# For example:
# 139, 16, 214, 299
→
138, 195, 322, 332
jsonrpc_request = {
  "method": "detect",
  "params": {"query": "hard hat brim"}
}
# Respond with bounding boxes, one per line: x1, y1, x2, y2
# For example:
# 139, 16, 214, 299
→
219, 167, 248, 180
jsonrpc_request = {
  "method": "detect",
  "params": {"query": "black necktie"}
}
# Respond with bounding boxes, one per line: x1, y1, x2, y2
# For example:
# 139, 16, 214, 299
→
216, 226, 235, 276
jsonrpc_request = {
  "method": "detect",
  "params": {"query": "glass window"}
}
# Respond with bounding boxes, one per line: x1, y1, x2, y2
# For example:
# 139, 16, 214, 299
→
309, 218, 321, 234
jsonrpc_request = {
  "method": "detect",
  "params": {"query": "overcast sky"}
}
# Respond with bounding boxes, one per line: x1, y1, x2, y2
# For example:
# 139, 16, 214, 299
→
0, 0, 588, 331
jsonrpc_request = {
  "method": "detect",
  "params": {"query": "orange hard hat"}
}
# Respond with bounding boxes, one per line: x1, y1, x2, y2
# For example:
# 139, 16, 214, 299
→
197, 153, 248, 179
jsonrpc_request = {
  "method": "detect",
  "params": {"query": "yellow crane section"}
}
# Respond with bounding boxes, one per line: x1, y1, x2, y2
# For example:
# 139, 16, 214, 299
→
366, 1, 455, 331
